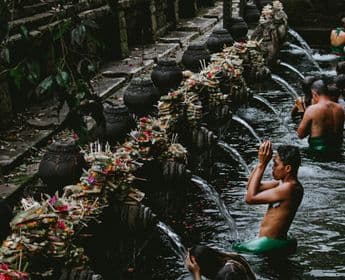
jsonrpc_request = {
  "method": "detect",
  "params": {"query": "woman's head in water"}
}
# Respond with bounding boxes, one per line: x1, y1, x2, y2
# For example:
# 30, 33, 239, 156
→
301, 76, 318, 107
189, 245, 256, 279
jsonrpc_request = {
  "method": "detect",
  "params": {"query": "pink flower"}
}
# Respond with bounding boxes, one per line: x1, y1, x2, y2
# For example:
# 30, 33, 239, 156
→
56, 205, 69, 212
0, 264, 8, 270
87, 176, 95, 184
49, 196, 58, 205
57, 220, 66, 230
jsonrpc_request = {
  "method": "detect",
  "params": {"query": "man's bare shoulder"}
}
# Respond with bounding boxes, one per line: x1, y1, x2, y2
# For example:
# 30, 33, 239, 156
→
304, 104, 321, 115
280, 180, 303, 193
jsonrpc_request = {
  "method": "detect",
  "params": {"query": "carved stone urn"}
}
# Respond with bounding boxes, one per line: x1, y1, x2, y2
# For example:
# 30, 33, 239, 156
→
151, 60, 183, 96
38, 140, 86, 192
206, 28, 234, 53
182, 43, 211, 72
124, 77, 158, 116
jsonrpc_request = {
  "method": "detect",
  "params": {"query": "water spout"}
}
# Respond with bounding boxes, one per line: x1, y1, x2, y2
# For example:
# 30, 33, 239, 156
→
217, 141, 250, 175
191, 175, 238, 240
283, 42, 321, 72
157, 221, 187, 261
279, 62, 305, 80
232, 115, 262, 144
252, 94, 280, 116
271, 74, 299, 99
288, 28, 313, 53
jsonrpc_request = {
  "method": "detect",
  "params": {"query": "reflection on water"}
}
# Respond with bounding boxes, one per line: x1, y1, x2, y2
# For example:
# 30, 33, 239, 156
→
143, 49, 345, 279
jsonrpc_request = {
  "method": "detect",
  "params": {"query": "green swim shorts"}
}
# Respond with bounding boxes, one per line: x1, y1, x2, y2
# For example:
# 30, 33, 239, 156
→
233, 236, 297, 254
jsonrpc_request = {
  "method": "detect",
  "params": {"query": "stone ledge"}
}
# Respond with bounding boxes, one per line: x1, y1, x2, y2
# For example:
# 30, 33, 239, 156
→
176, 17, 218, 34
158, 31, 199, 48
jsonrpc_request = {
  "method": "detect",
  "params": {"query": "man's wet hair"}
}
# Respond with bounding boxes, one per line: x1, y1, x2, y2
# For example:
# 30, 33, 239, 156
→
277, 145, 301, 174
336, 61, 345, 75
311, 79, 328, 96
301, 76, 318, 106
335, 74, 345, 91
327, 84, 340, 101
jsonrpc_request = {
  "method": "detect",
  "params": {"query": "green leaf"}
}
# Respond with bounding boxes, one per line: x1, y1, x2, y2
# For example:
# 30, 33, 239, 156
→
36, 75, 54, 95
76, 91, 86, 100
9, 66, 24, 89
0, 47, 10, 64
52, 20, 72, 41
26, 61, 41, 84
55, 70, 70, 87
19, 25, 29, 40
71, 24, 86, 47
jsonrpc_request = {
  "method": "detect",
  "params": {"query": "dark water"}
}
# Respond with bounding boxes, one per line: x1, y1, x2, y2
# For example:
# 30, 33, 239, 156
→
137, 55, 345, 279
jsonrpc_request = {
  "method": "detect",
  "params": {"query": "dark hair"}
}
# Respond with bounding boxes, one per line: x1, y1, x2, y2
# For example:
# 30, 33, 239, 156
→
335, 74, 345, 91
341, 15, 345, 27
327, 84, 340, 101
190, 246, 226, 278
190, 246, 256, 280
311, 79, 328, 96
336, 61, 345, 75
277, 145, 301, 174
215, 254, 256, 280
301, 76, 317, 106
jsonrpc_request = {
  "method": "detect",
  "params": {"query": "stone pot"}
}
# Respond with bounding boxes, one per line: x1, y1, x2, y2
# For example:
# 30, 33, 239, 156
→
124, 77, 158, 116
226, 17, 248, 41
181, 43, 210, 72
244, 4, 260, 25
191, 126, 218, 151
38, 140, 86, 192
162, 161, 191, 185
206, 28, 234, 53
95, 104, 134, 144
118, 202, 157, 232
151, 60, 183, 96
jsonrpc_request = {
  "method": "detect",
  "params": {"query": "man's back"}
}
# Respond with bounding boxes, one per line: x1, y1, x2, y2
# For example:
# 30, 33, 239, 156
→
307, 100, 344, 138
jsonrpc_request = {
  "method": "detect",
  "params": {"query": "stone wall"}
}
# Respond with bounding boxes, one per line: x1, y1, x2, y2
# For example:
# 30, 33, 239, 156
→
2, 0, 217, 118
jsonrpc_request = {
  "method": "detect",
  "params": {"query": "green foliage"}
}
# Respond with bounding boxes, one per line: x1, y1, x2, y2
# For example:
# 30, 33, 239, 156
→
2, 2, 104, 141
71, 24, 87, 47
36, 75, 54, 95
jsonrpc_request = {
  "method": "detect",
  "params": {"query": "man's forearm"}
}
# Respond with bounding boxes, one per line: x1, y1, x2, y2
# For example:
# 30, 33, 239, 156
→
246, 163, 266, 201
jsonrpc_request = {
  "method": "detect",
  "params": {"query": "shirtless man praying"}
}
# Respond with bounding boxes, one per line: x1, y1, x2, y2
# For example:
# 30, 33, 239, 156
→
234, 141, 303, 254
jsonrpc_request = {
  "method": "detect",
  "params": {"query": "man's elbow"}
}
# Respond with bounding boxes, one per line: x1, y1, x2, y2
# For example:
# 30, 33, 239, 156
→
296, 129, 305, 139
245, 195, 255, 204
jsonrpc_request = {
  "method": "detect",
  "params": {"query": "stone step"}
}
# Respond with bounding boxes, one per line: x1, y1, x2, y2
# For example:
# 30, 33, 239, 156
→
11, 1, 57, 20
8, 0, 107, 36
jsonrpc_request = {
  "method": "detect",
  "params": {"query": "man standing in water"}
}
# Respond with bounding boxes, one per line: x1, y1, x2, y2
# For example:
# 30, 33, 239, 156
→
297, 79, 344, 154
234, 141, 303, 254
330, 16, 345, 60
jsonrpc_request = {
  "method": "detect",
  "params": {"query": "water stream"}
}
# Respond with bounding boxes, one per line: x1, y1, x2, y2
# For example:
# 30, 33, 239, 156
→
191, 175, 238, 241
283, 42, 322, 72
252, 94, 280, 116
217, 140, 250, 175
271, 74, 299, 99
279, 62, 305, 80
232, 115, 262, 144
288, 28, 313, 53
157, 221, 187, 262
